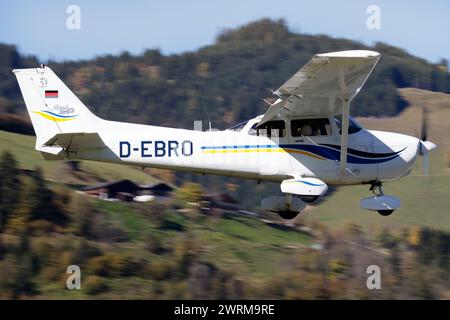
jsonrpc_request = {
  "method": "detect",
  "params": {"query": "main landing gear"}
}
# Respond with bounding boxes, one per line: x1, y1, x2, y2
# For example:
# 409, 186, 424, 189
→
360, 181, 400, 216
277, 210, 299, 220
263, 177, 327, 220
261, 194, 307, 220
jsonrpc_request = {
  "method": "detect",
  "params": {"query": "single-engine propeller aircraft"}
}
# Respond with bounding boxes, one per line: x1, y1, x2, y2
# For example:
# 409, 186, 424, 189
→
13, 50, 436, 219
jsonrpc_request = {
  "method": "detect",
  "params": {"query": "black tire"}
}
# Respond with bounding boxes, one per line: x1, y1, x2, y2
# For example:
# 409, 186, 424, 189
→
377, 210, 394, 216
299, 195, 320, 203
278, 210, 299, 220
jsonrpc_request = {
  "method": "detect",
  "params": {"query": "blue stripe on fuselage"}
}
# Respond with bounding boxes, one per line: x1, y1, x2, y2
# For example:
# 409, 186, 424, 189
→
200, 144, 402, 164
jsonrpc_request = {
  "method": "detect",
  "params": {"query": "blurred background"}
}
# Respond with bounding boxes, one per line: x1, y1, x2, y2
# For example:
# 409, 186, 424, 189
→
0, 0, 449, 299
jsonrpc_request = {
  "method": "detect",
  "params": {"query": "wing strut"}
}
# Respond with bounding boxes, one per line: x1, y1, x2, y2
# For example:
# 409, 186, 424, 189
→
339, 97, 350, 176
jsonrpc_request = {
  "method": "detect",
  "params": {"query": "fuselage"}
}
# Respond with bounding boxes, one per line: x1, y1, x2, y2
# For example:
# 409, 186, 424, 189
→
73, 114, 421, 186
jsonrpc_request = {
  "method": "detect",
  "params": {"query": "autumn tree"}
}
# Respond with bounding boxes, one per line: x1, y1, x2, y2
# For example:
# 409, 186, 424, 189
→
175, 182, 203, 204
12, 231, 37, 298
0, 151, 21, 231
28, 168, 68, 226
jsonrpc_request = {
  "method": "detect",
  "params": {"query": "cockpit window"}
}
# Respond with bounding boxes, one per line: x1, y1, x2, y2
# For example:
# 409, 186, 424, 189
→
249, 120, 286, 137
291, 118, 332, 137
227, 120, 248, 132
334, 115, 363, 134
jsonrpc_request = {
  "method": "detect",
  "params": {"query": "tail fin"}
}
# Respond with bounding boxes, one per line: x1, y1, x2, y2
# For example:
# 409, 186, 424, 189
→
13, 66, 101, 157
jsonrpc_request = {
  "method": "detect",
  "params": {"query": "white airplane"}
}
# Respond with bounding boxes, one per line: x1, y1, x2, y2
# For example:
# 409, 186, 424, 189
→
13, 50, 436, 219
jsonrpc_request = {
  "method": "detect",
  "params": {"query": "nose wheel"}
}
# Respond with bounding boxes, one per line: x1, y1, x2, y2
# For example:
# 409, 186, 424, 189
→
361, 181, 400, 216
377, 209, 394, 216
370, 182, 394, 216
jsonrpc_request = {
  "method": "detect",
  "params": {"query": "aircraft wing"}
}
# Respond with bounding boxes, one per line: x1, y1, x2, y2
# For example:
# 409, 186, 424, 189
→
258, 50, 380, 126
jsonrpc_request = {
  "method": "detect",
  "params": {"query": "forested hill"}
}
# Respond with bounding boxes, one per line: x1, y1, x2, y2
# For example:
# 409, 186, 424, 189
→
1, 19, 450, 131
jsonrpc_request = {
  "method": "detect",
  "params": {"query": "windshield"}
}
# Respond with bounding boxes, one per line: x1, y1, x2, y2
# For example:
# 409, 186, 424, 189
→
334, 115, 363, 134
227, 120, 248, 132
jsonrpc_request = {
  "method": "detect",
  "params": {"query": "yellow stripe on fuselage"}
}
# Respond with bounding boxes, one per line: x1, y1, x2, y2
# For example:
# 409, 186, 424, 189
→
202, 148, 283, 154
32, 111, 76, 122
202, 148, 325, 160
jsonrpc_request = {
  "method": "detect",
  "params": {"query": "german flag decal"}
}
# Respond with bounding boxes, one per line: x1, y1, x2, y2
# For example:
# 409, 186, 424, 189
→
45, 90, 58, 98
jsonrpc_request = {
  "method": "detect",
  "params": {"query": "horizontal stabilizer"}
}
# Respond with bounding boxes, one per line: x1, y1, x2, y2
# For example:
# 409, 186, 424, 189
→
40, 149, 64, 160
43, 132, 106, 150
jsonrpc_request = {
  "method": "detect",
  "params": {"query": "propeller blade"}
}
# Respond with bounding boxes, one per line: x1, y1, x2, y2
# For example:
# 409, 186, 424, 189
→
419, 140, 436, 176
418, 106, 435, 176
422, 152, 429, 176
420, 106, 429, 142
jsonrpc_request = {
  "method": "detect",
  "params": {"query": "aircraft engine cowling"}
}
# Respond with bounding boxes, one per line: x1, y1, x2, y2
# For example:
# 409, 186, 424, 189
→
280, 178, 328, 203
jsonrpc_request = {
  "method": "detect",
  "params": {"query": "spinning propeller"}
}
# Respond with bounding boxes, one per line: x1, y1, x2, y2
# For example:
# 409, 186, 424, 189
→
418, 106, 437, 175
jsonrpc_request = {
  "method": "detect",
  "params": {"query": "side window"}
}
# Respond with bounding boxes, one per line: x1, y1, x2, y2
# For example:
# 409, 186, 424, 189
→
249, 120, 285, 137
248, 123, 258, 136
334, 115, 363, 134
291, 118, 332, 137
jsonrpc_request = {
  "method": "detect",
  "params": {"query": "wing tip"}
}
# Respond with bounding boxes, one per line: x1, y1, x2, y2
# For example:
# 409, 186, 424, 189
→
12, 66, 54, 74
317, 50, 380, 59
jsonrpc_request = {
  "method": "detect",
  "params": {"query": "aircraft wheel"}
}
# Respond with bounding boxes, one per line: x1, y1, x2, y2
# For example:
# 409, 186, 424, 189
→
299, 195, 320, 203
377, 210, 394, 216
278, 210, 299, 220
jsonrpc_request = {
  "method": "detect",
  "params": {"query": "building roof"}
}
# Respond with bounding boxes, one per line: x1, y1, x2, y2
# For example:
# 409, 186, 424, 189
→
139, 182, 174, 192
81, 179, 139, 191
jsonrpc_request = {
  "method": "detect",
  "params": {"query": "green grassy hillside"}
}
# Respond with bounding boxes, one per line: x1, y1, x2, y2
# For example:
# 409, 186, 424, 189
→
95, 201, 313, 280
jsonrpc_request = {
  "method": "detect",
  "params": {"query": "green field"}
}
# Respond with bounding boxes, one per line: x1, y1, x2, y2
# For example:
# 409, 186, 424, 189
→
195, 215, 312, 277
93, 200, 313, 279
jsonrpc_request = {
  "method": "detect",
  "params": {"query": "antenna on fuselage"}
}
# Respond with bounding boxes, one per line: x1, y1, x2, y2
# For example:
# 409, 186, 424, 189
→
201, 102, 212, 131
